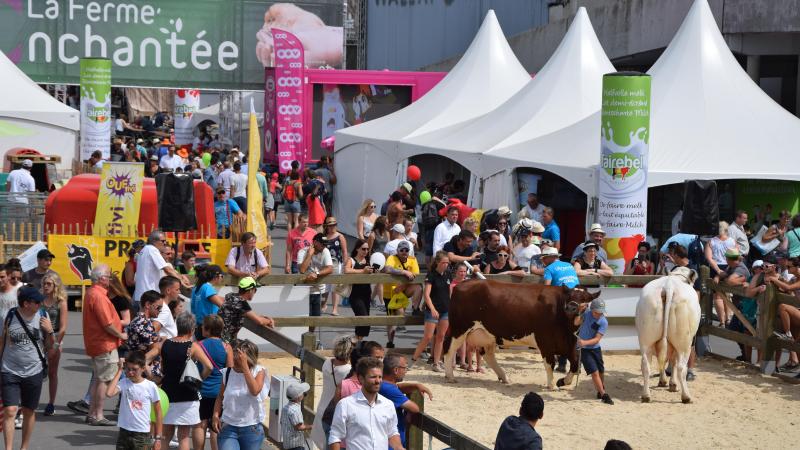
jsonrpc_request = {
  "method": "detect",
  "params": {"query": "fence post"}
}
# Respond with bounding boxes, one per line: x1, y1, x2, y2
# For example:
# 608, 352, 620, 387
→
699, 266, 712, 335
408, 390, 425, 450
300, 332, 317, 424
759, 283, 778, 374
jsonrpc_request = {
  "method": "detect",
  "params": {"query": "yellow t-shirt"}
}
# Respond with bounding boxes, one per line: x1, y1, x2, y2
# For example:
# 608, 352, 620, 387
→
382, 255, 420, 299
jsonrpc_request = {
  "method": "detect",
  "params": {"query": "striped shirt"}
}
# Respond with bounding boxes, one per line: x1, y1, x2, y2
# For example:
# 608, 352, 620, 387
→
280, 401, 306, 449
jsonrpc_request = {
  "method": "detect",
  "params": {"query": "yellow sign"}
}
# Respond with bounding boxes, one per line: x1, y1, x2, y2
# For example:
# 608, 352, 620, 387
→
94, 162, 145, 237
48, 234, 232, 285
247, 108, 269, 248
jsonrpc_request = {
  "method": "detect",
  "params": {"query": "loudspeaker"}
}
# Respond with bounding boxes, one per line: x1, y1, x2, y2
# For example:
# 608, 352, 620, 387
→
680, 180, 719, 236
156, 173, 196, 232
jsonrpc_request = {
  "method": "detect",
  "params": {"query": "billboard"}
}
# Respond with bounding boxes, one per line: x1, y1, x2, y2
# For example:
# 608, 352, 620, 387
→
79, 57, 111, 160
311, 83, 412, 158
93, 162, 145, 237
1, 0, 342, 90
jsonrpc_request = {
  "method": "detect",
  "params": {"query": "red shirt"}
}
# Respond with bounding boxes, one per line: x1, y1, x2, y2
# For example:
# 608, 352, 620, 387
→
287, 227, 317, 263
82, 285, 122, 357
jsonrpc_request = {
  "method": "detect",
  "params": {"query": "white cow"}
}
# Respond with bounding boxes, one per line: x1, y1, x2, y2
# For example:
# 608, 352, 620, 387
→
635, 267, 701, 403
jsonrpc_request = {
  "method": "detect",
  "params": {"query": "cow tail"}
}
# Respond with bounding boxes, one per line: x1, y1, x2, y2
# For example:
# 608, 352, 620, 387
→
443, 329, 453, 356
659, 277, 675, 364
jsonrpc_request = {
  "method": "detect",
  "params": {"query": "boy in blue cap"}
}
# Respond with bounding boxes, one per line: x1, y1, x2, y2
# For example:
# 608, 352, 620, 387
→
576, 298, 613, 405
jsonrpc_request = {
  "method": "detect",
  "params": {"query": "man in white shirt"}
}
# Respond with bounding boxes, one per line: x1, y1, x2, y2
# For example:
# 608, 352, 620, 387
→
329, 357, 403, 450
384, 223, 415, 257
432, 206, 461, 254
159, 145, 183, 171
6, 159, 36, 204
513, 229, 541, 272
299, 233, 333, 318
728, 210, 749, 256
520, 193, 546, 223
216, 161, 235, 197
133, 230, 189, 305
230, 161, 248, 212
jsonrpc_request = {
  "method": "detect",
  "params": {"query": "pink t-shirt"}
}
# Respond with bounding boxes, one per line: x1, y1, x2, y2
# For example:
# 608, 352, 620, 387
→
287, 227, 317, 262
339, 375, 361, 398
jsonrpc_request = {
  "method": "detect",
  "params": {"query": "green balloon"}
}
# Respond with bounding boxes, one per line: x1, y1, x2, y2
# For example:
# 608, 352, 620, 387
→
419, 191, 432, 204
151, 387, 170, 422
201, 152, 212, 168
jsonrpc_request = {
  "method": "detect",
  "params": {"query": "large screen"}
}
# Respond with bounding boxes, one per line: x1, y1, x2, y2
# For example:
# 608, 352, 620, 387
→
311, 83, 412, 159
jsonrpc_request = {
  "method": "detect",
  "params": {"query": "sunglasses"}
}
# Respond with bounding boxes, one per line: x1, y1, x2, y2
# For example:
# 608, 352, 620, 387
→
497, 253, 509, 258
398, 249, 410, 253
369, 205, 376, 208
498, 222, 508, 226
359, 247, 369, 251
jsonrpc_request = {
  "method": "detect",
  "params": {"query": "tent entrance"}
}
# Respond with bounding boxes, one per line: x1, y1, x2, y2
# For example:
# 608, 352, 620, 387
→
408, 154, 471, 200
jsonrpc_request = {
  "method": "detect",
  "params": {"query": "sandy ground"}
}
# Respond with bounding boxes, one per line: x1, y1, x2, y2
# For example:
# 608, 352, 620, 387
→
259, 351, 799, 449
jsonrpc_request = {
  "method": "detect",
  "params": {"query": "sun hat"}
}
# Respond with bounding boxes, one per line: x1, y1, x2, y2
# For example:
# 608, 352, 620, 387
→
589, 223, 606, 235
238, 277, 259, 291
391, 223, 406, 234
590, 298, 606, 314
582, 241, 599, 251
286, 382, 311, 400
498, 206, 512, 216
541, 247, 560, 257
531, 221, 545, 233
401, 182, 413, 192
724, 248, 741, 259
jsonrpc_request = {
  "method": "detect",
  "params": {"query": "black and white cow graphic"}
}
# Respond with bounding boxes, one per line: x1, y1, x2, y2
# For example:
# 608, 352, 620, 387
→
67, 244, 93, 281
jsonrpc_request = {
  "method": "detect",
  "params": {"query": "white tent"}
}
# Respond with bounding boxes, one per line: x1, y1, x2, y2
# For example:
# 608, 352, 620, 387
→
333, 10, 530, 236
0, 50, 79, 172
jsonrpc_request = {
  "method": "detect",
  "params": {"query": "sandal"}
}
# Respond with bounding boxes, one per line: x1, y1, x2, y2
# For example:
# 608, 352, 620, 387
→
467, 365, 476, 372
476, 367, 486, 374
459, 363, 469, 370
778, 361, 800, 372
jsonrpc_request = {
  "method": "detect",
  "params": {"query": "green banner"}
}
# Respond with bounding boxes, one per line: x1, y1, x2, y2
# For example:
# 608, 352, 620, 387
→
80, 57, 111, 160
1, 0, 342, 90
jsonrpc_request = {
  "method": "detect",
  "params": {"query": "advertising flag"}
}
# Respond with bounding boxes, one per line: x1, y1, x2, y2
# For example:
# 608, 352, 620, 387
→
80, 58, 112, 161
597, 73, 651, 273
174, 90, 200, 147
247, 100, 270, 249
263, 68, 278, 164
273, 29, 305, 172
93, 162, 145, 237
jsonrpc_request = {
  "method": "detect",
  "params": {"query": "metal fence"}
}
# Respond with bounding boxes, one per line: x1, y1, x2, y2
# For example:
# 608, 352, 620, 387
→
0, 192, 48, 260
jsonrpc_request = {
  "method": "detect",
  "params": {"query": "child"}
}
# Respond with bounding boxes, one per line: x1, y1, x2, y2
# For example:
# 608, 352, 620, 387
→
280, 382, 312, 450
576, 298, 613, 405
107, 351, 164, 450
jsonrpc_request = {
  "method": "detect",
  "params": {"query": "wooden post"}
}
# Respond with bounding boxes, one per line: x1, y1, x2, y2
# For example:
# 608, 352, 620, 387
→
300, 332, 317, 424
699, 266, 712, 335
408, 390, 425, 450
759, 283, 779, 374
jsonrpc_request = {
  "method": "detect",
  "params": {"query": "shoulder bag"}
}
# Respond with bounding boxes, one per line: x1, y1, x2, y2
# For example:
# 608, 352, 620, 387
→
180, 344, 203, 392
333, 258, 354, 298
13, 308, 49, 378
321, 359, 342, 428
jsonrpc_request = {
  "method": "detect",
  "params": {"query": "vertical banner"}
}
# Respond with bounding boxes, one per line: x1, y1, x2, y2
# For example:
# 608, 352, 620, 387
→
174, 90, 201, 148
79, 58, 112, 161
273, 29, 306, 173
263, 68, 278, 165
597, 72, 652, 273
247, 101, 270, 249
93, 162, 145, 237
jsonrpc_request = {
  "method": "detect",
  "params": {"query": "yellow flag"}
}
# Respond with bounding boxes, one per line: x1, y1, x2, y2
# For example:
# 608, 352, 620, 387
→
246, 104, 269, 248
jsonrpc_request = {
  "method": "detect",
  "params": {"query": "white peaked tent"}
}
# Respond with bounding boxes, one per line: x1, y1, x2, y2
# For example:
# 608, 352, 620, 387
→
333, 10, 530, 237
646, 0, 800, 186
0, 50, 79, 171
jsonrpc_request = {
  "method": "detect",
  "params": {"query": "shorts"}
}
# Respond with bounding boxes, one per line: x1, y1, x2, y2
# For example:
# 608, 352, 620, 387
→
199, 396, 217, 421
580, 347, 605, 375
116, 428, 153, 450
424, 310, 448, 324
164, 400, 201, 426
1, 370, 44, 410
728, 315, 756, 335
265, 192, 275, 210
284, 201, 301, 213
92, 349, 120, 382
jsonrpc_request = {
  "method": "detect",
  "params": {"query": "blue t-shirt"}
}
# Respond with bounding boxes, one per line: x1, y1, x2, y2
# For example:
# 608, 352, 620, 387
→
198, 337, 227, 398
379, 381, 409, 448
659, 233, 698, 253
191, 282, 219, 325
578, 309, 608, 349
542, 220, 560, 242
543, 260, 579, 288
214, 199, 241, 227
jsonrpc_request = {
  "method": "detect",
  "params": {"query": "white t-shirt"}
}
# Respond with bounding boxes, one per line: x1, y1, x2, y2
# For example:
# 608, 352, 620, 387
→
117, 377, 160, 433
522, 203, 546, 223
230, 173, 248, 198
159, 154, 184, 171
133, 245, 169, 302
217, 169, 234, 194
154, 300, 178, 338
513, 243, 541, 271
221, 366, 269, 427
309, 248, 333, 295
433, 221, 461, 254
383, 239, 415, 257
6, 169, 36, 204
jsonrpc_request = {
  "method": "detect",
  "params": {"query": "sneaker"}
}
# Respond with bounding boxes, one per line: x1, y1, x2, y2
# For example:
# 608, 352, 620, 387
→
430, 363, 443, 373
43, 403, 55, 416
778, 361, 800, 372
169, 437, 179, 448
686, 371, 696, 381
67, 400, 90, 415
601, 393, 614, 405
774, 331, 794, 341
85, 415, 95, 424
596, 392, 602, 399
420, 351, 430, 361
90, 417, 116, 426
386, 341, 395, 349
14, 414, 22, 429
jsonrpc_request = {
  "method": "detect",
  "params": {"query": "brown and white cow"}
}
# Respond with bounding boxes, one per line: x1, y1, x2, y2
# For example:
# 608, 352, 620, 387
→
443, 280, 600, 389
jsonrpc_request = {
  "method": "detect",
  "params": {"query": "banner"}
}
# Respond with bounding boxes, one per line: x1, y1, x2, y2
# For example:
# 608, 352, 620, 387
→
79, 57, 111, 161
247, 102, 270, 249
274, 29, 305, 172
48, 234, 232, 285
597, 73, 651, 273
263, 68, 277, 164
174, 90, 200, 147
1, 1, 342, 91
93, 162, 145, 237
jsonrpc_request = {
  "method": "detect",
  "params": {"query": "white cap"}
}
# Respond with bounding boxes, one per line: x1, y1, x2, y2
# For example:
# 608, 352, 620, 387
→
391, 223, 405, 233
286, 382, 311, 400
752, 260, 764, 268
21, 159, 33, 168
498, 206, 512, 216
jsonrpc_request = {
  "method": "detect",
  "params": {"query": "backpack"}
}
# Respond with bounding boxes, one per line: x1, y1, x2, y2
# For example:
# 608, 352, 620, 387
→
422, 201, 441, 229
284, 181, 297, 202
687, 236, 705, 270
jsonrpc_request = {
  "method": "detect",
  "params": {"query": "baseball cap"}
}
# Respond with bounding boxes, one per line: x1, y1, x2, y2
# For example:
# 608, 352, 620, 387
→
401, 182, 412, 193
752, 260, 764, 268
724, 248, 741, 259
37, 249, 55, 259
152, 138, 161, 144
150, 155, 159, 161
286, 382, 311, 400
238, 277, 259, 291
21, 159, 33, 168
590, 298, 606, 314
541, 247, 560, 257
391, 223, 405, 234
397, 240, 412, 252
136, 138, 144, 144
18, 286, 45, 303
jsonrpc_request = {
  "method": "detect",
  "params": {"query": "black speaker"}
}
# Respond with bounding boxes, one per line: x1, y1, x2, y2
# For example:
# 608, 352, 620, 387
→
156, 173, 197, 232
680, 180, 719, 236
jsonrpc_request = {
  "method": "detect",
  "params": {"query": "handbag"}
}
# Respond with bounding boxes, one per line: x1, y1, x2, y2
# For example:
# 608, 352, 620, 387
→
333, 258, 354, 298
320, 359, 342, 428
180, 345, 203, 392
13, 309, 48, 379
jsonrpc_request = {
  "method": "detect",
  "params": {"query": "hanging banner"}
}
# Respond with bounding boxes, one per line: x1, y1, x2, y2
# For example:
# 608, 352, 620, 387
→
79, 57, 112, 161
273, 29, 305, 172
263, 68, 278, 164
597, 72, 651, 273
247, 104, 270, 249
174, 90, 200, 148
94, 162, 145, 237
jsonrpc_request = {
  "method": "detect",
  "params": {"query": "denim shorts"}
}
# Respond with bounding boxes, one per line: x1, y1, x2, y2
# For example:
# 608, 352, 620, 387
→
581, 347, 604, 375
284, 201, 301, 213
424, 310, 448, 324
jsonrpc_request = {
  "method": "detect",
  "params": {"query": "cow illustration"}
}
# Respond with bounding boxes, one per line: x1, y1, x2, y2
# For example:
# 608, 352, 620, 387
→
67, 245, 94, 281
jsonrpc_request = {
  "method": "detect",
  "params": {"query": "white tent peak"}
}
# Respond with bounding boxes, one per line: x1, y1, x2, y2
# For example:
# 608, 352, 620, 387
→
0, 50, 79, 131
646, 0, 800, 186
335, 9, 529, 148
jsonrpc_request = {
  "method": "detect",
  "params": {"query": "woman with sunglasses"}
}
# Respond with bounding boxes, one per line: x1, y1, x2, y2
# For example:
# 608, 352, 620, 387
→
497, 219, 513, 248
323, 217, 349, 316
344, 238, 376, 339
190, 265, 225, 340
356, 199, 379, 241
126, 290, 165, 382
40, 273, 69, 416
483, 246, 527, 277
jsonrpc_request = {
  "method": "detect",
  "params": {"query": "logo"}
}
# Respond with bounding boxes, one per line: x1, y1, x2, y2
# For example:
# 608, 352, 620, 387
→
276, 49, 301, 59
87, 106, 109, 123
105, 171, 138, 199
277, 77, 301, 87
279, 132, 302, 143
175, 104, 197, 119
67, 244, 94, 281
602, 153, 642, 180
278, 105, 301, 115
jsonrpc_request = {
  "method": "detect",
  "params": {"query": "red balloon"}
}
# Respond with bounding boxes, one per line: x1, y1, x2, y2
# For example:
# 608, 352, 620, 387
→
407, 165, 421, 181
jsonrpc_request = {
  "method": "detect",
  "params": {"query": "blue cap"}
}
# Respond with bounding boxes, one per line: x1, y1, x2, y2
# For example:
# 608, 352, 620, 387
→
18, 286, 45, 303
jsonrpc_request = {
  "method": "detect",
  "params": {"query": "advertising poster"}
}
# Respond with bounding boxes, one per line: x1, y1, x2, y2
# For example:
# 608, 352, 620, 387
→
597, 73, 651, 273
174, 90, 200, 147
273, 29, 305, 172
93, 162, 145, 237
79, 57, 111, 161
263, 68, 277, 164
